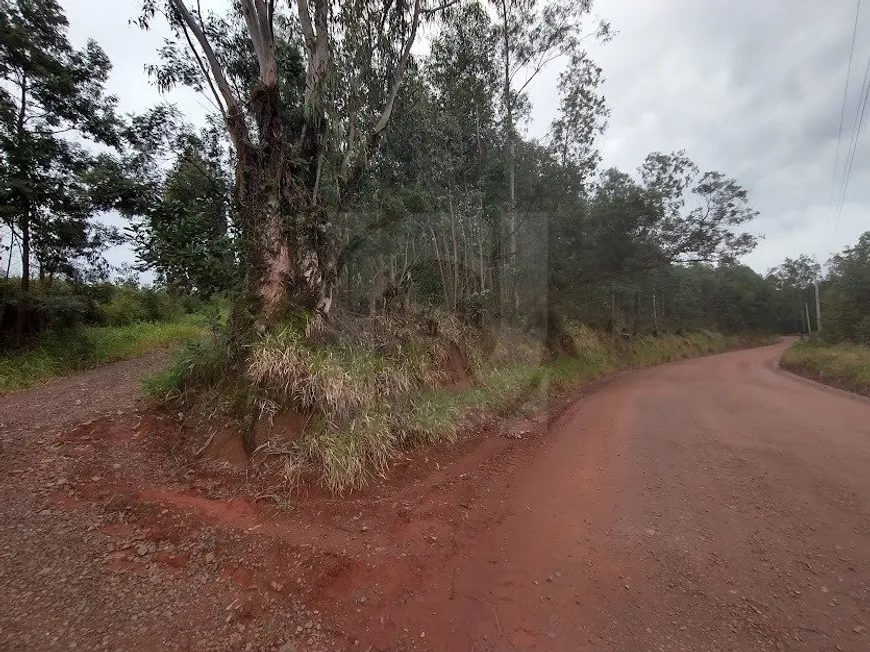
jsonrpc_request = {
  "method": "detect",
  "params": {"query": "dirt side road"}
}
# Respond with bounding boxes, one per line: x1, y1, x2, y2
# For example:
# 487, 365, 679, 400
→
1, 341, 868, 651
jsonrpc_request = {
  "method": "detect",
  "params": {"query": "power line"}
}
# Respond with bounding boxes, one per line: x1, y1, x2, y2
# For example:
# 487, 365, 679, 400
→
834, 53, 870, 233
832, 0, 862, 206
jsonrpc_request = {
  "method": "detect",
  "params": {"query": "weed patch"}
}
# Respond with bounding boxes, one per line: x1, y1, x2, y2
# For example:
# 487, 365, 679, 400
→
781, 340, 870, 396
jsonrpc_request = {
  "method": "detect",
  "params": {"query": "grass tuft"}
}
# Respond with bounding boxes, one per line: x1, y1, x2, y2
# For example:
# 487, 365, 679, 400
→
299, 407, 395, 493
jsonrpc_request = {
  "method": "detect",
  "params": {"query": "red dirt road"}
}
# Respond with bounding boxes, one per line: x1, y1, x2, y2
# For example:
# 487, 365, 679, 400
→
348, 341, 870, 652
2, 341, 869, 651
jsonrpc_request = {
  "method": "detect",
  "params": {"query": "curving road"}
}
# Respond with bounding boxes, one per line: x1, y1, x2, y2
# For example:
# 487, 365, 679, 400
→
403, 341, 870, 651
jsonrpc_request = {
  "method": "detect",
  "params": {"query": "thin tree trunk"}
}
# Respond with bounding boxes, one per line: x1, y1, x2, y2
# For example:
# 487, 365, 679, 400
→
477, 218, 485, 294
16, 73, 29, 293
431, 225, 450, 308
449, 195, 459, 306
4, 229, 14, 279
20, 211, 30, 294
500, 0, 518, 317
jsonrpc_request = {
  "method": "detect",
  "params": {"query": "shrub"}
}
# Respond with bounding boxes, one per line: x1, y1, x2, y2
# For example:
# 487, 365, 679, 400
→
100, 286, 151, 325
39, 295, 90, 331
99, 286, 186, 325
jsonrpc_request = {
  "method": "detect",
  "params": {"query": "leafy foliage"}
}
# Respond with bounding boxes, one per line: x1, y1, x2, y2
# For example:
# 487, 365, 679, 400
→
822, 232, 870, 345
0, 0, 122, 290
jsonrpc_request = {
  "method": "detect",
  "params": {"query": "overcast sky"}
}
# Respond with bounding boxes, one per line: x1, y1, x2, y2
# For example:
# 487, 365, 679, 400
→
60, 0, 870, 275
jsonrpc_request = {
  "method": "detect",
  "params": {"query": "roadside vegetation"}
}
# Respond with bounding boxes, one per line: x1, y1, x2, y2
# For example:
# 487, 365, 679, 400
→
147, 319, 771, 493
781, 340, 870, 397
0, 279, 211, 394
777, 232, 870, 396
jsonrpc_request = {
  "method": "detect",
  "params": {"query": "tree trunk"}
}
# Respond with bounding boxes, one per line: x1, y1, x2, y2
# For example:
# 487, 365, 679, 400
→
545, 289, 576, 358
4, 229, 13, 279
20, 210, 30, 293
500, 0, 519, 318
227, 84, 336, 352
16, 74, 29, 294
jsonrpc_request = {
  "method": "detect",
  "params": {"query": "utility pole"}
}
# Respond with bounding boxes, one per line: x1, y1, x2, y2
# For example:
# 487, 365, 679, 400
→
804, 302, 812, 334
814, 281, 822, 334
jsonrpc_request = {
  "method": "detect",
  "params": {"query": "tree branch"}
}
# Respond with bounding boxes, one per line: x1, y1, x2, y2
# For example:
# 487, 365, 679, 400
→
339, 0, 423, 204
515, 51, 565, 96
421, 0, 462, 15
240, 0, 277, 84
178, 16, 227, 122
167, 0, 243, 127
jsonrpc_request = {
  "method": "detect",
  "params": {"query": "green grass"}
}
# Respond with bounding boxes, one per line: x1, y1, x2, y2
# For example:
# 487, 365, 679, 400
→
0, 316, 207, 395
781, 340, 870, 396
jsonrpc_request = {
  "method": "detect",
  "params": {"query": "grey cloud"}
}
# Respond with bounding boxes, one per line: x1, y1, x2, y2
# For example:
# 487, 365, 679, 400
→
566, 0, 870, 272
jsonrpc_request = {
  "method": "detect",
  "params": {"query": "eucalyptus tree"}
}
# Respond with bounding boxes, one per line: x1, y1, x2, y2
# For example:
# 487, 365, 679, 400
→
638, 151, 758, 264
548, 50, 608, 193
491, 0, 608, 312
138, 0, 458, 348
821, 235, 870, 343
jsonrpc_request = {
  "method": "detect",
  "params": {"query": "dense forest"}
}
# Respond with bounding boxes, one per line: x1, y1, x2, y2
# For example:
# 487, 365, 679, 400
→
1, 0, 868, 485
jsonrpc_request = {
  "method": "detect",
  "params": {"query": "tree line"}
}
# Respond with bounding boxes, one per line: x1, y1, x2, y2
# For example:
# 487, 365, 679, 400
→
1, 0, 867, 353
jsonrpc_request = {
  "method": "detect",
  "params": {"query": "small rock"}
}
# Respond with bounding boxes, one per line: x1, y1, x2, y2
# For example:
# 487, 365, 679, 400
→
136, 544, 149, 557
420, 632, 426, 638
204, 552, 215, 563
278, 644, 296, 652
854, 625, 865, 634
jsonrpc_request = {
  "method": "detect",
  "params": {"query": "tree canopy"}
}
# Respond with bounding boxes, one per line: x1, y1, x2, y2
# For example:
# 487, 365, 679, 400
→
0, 0, 122, 290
